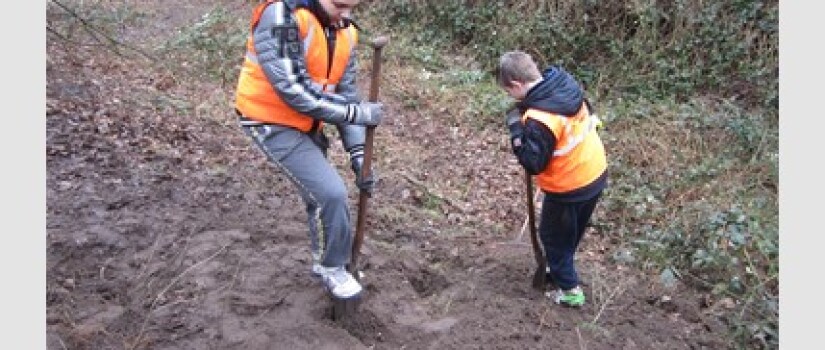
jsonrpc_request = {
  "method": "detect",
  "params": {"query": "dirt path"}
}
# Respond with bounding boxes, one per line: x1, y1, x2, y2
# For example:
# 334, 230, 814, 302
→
46, 1, 731, 349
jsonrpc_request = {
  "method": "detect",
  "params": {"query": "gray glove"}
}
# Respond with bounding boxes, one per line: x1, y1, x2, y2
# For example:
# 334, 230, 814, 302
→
350, 101, 384, 126
351, 154, 377, 194
505, 108, 525, 149
505, 108, 522, 130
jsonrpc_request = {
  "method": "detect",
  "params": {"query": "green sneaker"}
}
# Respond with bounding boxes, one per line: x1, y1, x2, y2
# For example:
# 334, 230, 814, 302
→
548, 286, 585, 307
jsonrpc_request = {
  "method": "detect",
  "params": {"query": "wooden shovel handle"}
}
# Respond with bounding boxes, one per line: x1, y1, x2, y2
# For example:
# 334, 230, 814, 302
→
350, 36, 389, 276
524, 172, 545, 266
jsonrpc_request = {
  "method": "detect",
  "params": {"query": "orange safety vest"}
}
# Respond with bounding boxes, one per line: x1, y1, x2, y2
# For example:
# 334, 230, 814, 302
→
234, 0, 358, 132
523, 103, 607, 194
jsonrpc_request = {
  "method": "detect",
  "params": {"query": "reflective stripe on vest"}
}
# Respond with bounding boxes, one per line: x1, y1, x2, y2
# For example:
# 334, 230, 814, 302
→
234, 0, 357, 131
552, 113, 601, 157
522, 103, 608, 193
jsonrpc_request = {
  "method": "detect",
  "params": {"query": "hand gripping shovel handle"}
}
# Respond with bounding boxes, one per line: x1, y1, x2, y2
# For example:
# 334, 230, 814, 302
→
349, 36, 389, 278
524, 171, 547, 290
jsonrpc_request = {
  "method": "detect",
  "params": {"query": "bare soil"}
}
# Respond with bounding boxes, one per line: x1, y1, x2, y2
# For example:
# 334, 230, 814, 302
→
46, 1, 733, 349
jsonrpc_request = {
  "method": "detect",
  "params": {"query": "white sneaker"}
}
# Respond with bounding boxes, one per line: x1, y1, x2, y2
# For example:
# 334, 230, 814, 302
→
317, 266, 363, 299
311, 263, 325, 277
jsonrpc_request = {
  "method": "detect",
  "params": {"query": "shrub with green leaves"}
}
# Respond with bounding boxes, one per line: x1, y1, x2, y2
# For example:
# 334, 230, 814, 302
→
361, 0, 777, 111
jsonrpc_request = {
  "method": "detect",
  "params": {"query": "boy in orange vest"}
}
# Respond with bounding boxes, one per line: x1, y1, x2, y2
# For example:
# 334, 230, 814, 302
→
498, 51, 608, 307
234, 0, 383, 300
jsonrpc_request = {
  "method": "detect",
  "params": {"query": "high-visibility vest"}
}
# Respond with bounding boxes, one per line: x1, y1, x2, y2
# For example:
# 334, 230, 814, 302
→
523, 103, 607, 193
235, 0, 358, 132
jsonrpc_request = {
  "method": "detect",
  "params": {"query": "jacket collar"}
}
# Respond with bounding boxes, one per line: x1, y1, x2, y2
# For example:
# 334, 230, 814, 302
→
301, 0, 333, 27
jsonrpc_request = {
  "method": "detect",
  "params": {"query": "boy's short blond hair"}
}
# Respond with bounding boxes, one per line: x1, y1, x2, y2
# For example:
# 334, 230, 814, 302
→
498, 51, 542, 87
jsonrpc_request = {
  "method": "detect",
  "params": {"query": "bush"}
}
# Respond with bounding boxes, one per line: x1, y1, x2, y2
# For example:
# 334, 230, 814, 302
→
361, 0, 777, 111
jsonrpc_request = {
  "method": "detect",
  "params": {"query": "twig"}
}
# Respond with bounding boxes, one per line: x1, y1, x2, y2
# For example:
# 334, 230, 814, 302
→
132, 233, 163, 285
153, 245, 227, 306
47, 25, 122, 51
591, 282, 625, 325
750, 123, 771, 164
252, 294, 286, 323
129, 244, 228, 350
49, 0, 156, 61
576, 326, 587, 350
742, 249, 766, 288
54, 333, 68, 350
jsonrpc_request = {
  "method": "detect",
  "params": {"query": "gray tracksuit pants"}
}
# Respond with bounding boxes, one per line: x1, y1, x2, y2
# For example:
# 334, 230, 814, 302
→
241, 122, 352, 268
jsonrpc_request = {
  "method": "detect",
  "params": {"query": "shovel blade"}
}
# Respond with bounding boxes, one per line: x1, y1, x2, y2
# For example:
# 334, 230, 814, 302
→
331, 295, 362, 321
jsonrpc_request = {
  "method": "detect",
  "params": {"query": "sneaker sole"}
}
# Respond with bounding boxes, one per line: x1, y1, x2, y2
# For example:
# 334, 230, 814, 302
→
556, 301, 584, 308
318, 277, 364, 300
329, 289, 364, 301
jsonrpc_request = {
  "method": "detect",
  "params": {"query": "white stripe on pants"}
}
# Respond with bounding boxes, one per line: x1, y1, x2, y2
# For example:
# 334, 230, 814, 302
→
241, 122, 353, 268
